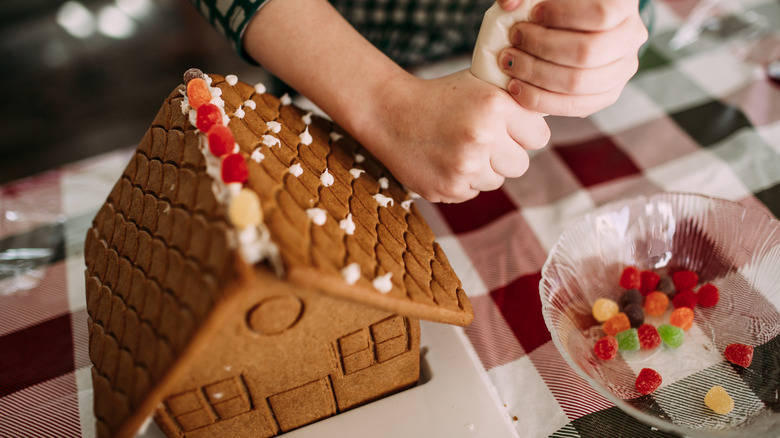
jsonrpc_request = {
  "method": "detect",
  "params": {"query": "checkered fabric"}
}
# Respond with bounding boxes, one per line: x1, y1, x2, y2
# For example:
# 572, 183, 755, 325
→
2, 0, 779, 436
188, 0, 494, 65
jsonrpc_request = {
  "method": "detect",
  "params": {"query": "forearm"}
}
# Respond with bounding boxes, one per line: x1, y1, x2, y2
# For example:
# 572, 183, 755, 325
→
241, 0, 407, 142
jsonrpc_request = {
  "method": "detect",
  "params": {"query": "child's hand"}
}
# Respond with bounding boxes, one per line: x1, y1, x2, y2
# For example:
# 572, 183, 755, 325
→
498, 0, 648, 116
359, 69, 550, 203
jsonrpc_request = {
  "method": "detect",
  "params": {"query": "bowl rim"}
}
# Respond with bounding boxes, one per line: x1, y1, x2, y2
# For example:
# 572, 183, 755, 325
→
539, 191, 780, 437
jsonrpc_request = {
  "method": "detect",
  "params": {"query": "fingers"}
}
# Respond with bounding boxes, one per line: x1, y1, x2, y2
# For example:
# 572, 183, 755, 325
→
508, 13, 648, 69
531, 0, 640, 32
510, 80, 625, 117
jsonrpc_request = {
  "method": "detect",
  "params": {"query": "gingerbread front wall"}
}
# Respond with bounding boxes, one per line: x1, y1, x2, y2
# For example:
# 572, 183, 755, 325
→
155, 267, 421, 437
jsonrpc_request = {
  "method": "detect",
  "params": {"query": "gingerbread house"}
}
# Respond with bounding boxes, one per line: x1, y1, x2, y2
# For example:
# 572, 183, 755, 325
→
83, 71, 474, 438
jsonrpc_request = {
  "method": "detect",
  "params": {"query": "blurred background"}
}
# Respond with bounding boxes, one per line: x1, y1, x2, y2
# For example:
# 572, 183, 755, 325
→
0, 0, 276, 185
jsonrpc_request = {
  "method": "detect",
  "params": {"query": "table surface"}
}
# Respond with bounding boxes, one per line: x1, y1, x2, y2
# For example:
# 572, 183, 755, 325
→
2, 0, 780, 436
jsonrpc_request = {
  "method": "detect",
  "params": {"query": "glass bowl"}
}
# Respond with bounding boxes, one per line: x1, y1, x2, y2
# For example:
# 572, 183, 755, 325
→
540, 192, 780, 437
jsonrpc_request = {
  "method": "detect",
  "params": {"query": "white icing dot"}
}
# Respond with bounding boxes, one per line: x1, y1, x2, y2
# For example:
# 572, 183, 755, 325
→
289, 163, 303, 177
408, 190, 421, 199
226, 74, 238, 86
330, 131, 343, 141
235, 107, 245, 119
372, 273, 393, 294
222, 114, 230, 126
401, 200, 413, 211
349, 168, 365, 179
251, 149, 265, 163
355, 153, 365, 163
299, 126, 313, 146
378, 177, 389, 190
244, 99, 257, 110
339, 214, 355, 235
341, 263, 361, 285
302, 111, 313, 125
262, 135, 280, 147
254, 83, 266, 94
280, 93, 292, 105
373, 193, 394, 208
232, 143, 240, 154
266, 121, 282, 133
320, 168, 334, 187
213, 392, 224, 400
306, 208, 327, 226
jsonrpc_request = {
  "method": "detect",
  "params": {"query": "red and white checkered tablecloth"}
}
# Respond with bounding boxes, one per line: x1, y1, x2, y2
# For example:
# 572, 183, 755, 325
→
2, 0, 779, 436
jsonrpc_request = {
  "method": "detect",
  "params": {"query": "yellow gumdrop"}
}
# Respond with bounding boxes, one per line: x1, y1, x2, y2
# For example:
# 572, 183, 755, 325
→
704, 386, 734, 415
229, 188, 263, 228
592, 298, 619, 322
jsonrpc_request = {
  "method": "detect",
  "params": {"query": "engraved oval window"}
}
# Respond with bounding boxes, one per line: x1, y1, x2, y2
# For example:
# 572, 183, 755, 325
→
246, 295, 303, 335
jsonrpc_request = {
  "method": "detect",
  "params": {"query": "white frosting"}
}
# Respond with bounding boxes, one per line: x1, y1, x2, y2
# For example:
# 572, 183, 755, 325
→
320, 168, 334, 187
280, 93, 292, 105
378, 177, 389, 190
262, 135, 280, 147
349, 168, 365, 179
470, 0, 541, 90
289, 163, 303, 177
299, 126, 313, 145
234, 106, 245, 119
302, 111, 313, 125
251, 149, 265, 163
266, 121, 282, 133
244, 99, 257, 110
355, 153, 365, 163
373, 193, 394, 208
339, 214, 355, 235
372, 272, 393, 294
306, 208, 327, 225
341, 263, 361, 285
227, 182, 243, 198
401, 200, 413, 211
254, 83, 266, 94
408, 190, 421, 199
330, 132, 343, 141
226, 74, 238, 86
232, 143, 240, 154
222, 114, 230, 126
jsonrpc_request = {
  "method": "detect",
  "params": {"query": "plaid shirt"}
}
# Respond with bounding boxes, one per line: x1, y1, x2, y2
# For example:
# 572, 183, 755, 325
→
188, 0, 494, 66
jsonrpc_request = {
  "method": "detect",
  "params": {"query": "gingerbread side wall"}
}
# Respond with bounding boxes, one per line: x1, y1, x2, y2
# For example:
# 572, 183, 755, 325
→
83, 87, 241, 438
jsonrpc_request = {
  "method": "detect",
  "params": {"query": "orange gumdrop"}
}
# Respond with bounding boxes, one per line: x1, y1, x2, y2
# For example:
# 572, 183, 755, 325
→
187, 77, 212, 109
670, 307, 694, 331
603, 313, 631, 336
644, 291, 670, 316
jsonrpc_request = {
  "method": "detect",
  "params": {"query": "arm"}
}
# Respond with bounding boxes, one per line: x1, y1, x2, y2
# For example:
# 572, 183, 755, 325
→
242, 0, 550, 203
498, 0, 649, 116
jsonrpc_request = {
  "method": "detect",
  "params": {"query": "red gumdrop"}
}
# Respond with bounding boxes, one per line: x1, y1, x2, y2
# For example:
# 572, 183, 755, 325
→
620, 266, 641, 290
673, 270, 698, 291
221, 153, 248, 184
637, 324, 661, 350
196, 103, 222, 133
208, 125, 234, 157
635, 368, 662, 395
594, 336, 619, 360
724, 343, 754, 368
697, 283, 720, 307
639, 270, 661, 296
672, 289, 697, 309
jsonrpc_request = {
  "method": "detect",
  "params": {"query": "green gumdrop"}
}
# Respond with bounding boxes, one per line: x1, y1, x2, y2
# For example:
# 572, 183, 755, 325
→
615, 328, 640, 351
658, 324, 685, 348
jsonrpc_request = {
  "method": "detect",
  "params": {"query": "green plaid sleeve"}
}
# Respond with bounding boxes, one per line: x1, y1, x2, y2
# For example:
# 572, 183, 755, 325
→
187, 0, 271, 62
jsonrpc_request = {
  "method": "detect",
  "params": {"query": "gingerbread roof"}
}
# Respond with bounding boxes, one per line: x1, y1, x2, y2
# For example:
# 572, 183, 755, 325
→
84, 72, 473, 437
